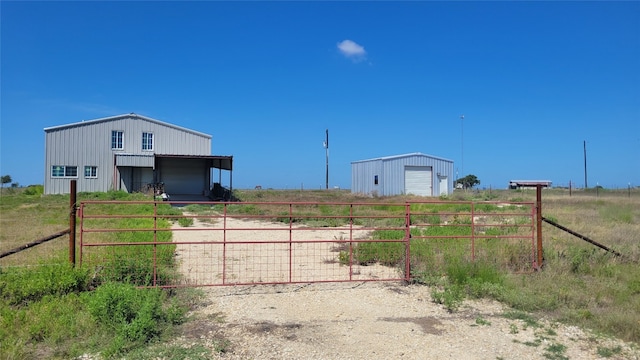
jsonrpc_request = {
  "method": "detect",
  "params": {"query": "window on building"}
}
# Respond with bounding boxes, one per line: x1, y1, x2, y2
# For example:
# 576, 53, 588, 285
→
111, 130, 124, 150
374, 175, 379, 185
52, 166, 64, 177
65, 166, 78, 177
142, 132, 154, 151
84, 166, 98, 178
51, 166, 78, 178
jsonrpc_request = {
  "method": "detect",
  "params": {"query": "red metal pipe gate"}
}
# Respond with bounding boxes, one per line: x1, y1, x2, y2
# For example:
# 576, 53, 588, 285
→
78, 200, 536, 288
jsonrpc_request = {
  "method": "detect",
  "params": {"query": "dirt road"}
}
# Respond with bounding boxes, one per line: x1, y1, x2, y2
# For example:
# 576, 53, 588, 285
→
171, 217, 638, 360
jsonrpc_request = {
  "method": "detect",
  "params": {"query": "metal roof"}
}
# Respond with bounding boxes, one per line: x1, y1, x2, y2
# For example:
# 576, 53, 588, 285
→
509, 180, 552, 188
43, 113, 212, 139
351, 152, 453, 164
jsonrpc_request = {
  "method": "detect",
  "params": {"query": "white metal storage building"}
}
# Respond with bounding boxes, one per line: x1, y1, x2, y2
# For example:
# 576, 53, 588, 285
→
351, 153, 454, 197
44, 113, 233, 196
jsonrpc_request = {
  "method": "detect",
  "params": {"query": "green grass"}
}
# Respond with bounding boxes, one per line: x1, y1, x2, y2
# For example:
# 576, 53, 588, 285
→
427, 259, 507, 312
474, 316, 491, 326
0, 263, 192, 359
83, 282, 186, 357
597, 345, 623, 358
0, 190, 195, 359
503, 310, 541, 328
0, 264, 89, 306
543, 343, 568, 360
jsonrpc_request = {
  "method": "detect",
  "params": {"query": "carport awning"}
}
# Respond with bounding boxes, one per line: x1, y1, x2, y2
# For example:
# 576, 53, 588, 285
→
155, 154, 233, 170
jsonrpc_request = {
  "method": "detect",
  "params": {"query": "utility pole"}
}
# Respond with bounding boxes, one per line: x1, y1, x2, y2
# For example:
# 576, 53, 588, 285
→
584, 140, 588, 189
324, 129, 329, 190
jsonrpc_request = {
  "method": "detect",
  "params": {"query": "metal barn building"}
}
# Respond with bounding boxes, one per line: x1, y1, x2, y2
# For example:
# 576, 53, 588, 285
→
351, 153, 454, 197
44, 113, 233, 196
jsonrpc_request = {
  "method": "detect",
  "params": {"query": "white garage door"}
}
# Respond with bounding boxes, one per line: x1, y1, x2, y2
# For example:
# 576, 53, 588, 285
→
405, 166, 432, 196
161, 159, 206, 195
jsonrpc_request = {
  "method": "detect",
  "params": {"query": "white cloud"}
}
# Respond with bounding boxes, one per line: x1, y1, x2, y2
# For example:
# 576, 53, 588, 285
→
337, 39, 367, 62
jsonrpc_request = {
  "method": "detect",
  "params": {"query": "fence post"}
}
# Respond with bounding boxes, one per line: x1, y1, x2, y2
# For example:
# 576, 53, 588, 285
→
288, 203, 293, 283
536, 184, 543, 269
471, 202, 475, 262
404, 203, 411, 282
153, 201, 158, 286
69, 180, 77, 266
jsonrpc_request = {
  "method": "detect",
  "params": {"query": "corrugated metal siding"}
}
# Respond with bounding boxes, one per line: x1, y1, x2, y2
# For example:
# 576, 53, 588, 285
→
351, 153, 454, 197
351, 159, 383, 196
44, 115, 212, 194
115, 154, 155, 167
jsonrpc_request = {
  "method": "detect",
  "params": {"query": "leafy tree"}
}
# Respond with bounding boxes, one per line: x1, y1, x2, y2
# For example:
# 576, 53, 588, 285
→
1, 175, 11, 188
455, 174, 480, 190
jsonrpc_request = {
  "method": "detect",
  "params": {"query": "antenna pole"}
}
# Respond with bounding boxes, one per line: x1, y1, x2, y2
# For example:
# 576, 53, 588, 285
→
460, 115, 465, 179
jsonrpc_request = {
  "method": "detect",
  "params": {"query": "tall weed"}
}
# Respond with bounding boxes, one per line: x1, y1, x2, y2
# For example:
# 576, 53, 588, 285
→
84, 282, 186, 357
0, 264, 89, 305
429, 260, 506, 311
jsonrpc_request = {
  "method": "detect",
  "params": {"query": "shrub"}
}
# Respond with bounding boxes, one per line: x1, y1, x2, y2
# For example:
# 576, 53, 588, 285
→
178, 217, 194, 227
426, 259, 506, 312
84, 282, 186, 356
431, 284, 465, 312
22, 185, 44, 196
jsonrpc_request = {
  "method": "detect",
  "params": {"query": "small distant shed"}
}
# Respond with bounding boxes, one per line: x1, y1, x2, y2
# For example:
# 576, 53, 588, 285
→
508, 180, 552, 189
351, 152, 454, 197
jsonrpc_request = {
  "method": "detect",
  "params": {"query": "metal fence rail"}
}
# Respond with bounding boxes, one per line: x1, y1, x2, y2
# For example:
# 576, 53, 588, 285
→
78, 200, 536, 288
408, 201, 536, 273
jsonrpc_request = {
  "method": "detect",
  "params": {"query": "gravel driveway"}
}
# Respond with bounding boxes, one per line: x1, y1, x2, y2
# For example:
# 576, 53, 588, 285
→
170, 217, 638, 360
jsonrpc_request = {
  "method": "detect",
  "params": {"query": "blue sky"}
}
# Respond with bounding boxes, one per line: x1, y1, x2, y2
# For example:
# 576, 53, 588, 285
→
1, 1, 639, 190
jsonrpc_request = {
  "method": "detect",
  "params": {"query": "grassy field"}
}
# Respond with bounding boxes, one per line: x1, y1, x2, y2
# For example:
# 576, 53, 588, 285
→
0, 186, 638, 358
